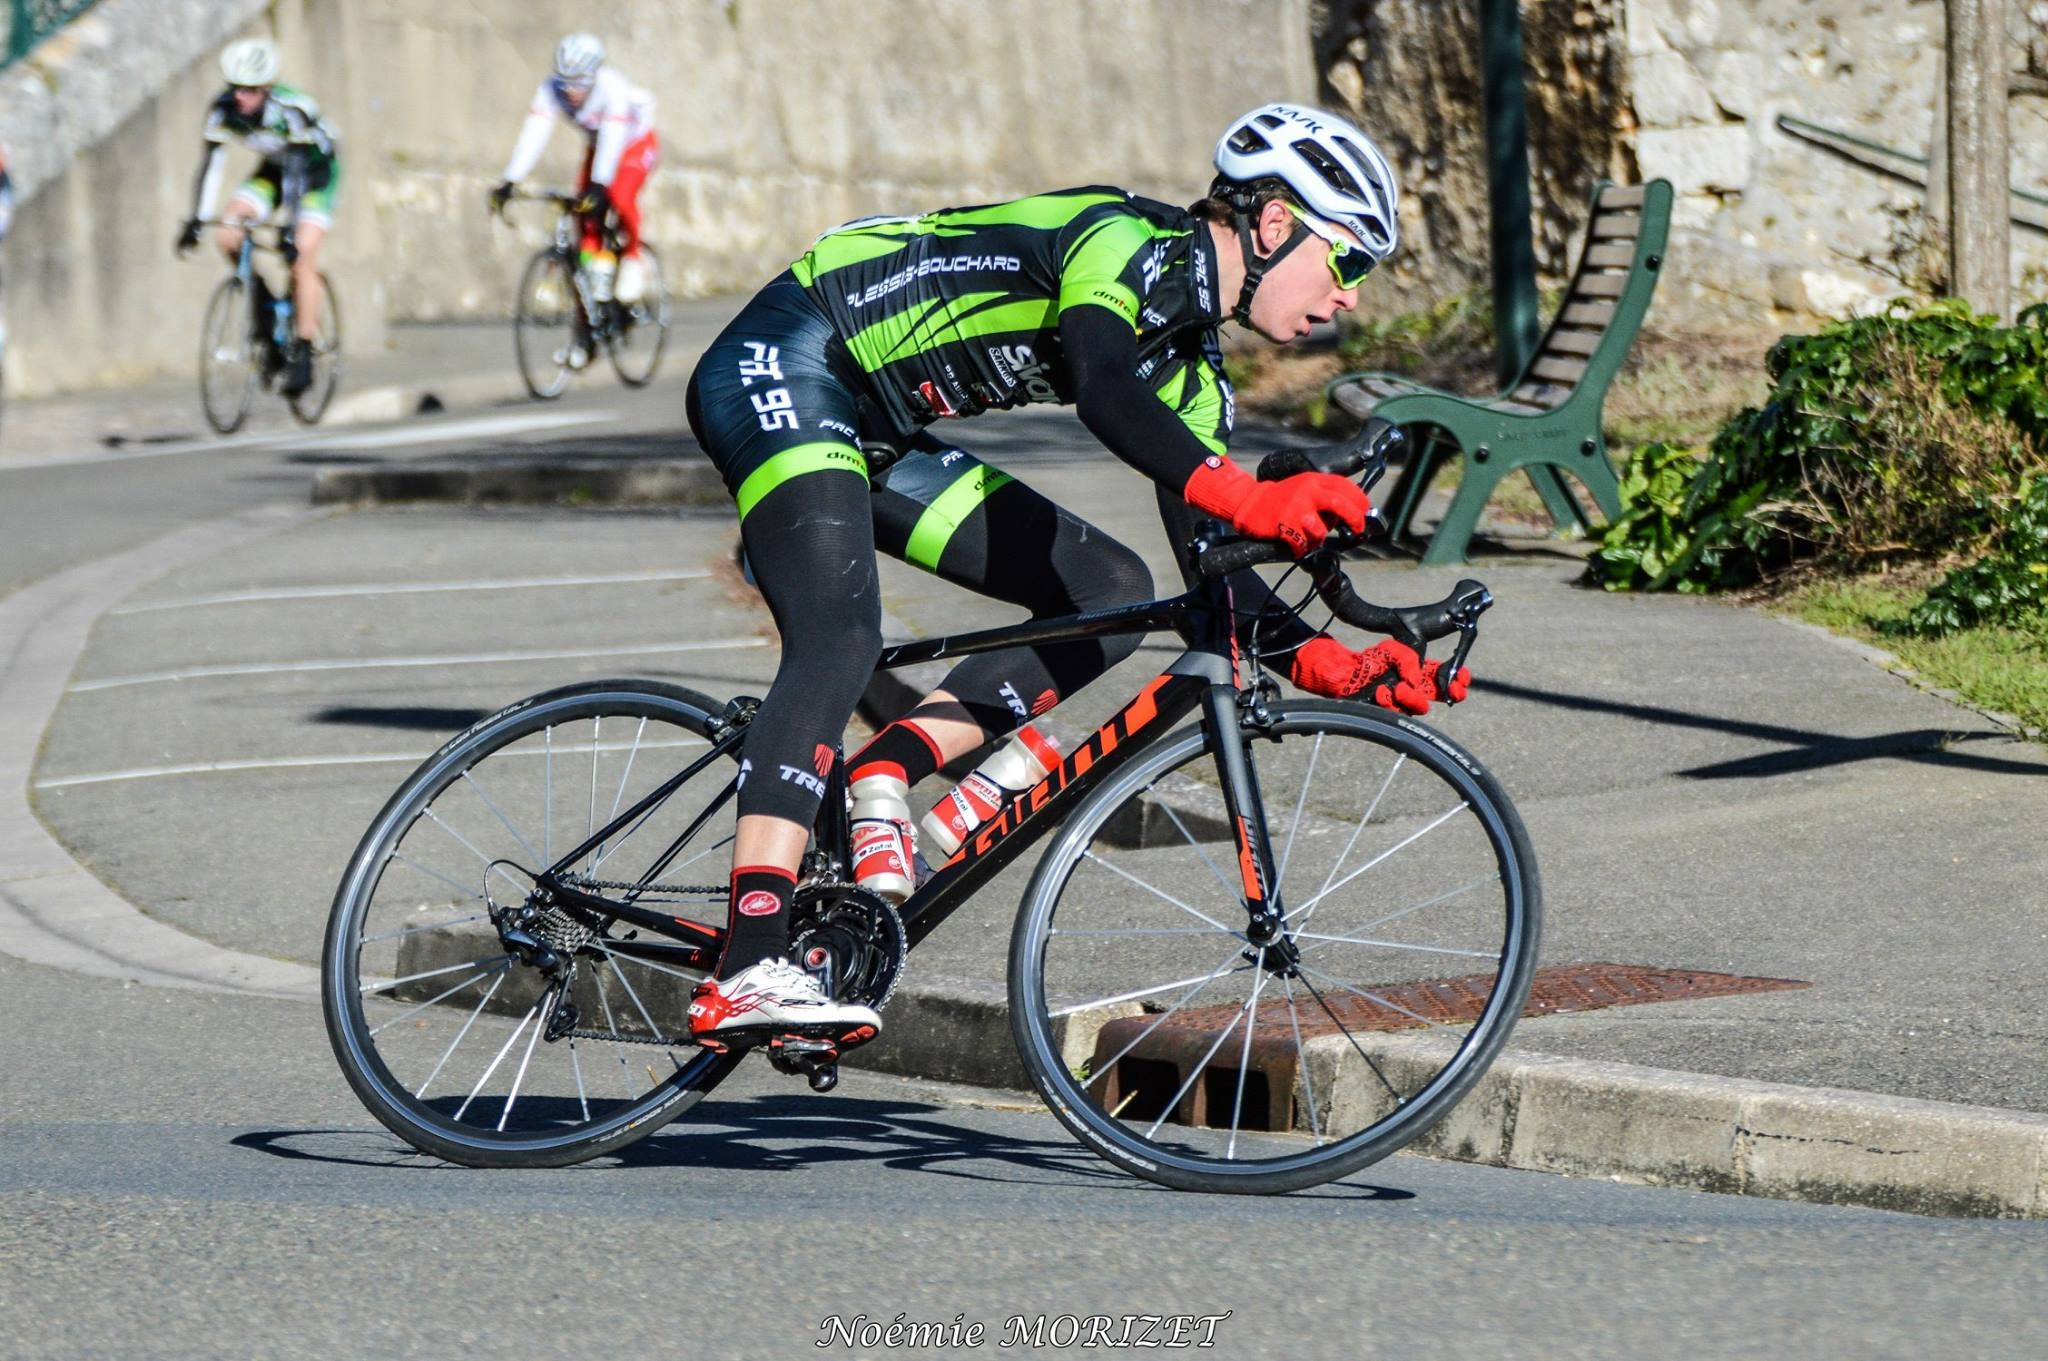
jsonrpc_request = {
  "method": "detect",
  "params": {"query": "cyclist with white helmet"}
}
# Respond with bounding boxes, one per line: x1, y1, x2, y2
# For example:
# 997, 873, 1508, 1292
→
491, 34, 659, 308
178, 38, 341, 399
680, 103, 1469, 1053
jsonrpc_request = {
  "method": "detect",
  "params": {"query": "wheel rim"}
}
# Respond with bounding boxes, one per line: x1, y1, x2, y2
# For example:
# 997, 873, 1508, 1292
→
199, 279, 256, 434
606, 249, 669, 388
514, 253, 579, 400
1015, 708, 1537, 1183
326, 687, 743, 1157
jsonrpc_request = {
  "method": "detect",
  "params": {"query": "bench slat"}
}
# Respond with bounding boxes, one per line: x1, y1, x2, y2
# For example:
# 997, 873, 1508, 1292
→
1570, 273, 1630, 298
1597, 184, 1647, 209
1591, 212, 1642, 240
1560, 300, 1617, 327
1585, 241, 1639, 268
1511, 382, 1570, 409
1543, 328, 1604, 357
1532, 355, 1589, 384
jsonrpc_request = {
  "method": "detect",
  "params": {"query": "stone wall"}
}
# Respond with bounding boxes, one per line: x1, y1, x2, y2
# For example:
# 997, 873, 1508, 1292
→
1313, 0, 1634, 315
1, 0, 1311, 393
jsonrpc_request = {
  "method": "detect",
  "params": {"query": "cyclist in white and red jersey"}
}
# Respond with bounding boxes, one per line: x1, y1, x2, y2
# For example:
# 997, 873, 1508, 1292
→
490, 33, 658, 305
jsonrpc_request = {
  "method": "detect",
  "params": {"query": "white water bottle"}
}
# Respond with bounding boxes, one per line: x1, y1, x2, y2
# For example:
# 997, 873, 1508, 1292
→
849, 772, 916, 903
585, 250, 617, 303
920, 727, 1061, 858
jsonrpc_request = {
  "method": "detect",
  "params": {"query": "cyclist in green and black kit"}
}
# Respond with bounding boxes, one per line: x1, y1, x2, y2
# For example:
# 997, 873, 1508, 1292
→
684, 103, 1466, 1047
177, 38, 341, 398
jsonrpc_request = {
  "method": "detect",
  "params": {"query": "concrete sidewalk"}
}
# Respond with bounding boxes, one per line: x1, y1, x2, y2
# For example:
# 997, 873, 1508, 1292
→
10, 402, 2048, 1218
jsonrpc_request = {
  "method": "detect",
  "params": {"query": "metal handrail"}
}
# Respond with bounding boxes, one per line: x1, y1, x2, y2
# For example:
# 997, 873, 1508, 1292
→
1776, 112, 2048, 219
4, 0, 101, 68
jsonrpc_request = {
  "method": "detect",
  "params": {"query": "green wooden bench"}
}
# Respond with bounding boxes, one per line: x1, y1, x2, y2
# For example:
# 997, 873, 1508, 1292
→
1325, 178, 1673, 565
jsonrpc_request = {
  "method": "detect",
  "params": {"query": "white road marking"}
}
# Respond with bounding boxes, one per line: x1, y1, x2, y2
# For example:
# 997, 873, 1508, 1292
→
112, 569, 711, 615
36, 736, 709, 790
0, 408, 616, 473
268, 409, 615, 452
70, 637, 766, 693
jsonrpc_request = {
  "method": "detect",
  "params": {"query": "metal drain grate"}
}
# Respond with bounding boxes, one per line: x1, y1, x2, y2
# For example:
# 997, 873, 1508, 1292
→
1089, 963, 1810, 1134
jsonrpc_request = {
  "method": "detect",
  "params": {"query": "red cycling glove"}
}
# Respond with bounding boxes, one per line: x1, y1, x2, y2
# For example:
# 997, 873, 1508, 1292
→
1289, 635, 1471, 715
1183, 457, 1371, 557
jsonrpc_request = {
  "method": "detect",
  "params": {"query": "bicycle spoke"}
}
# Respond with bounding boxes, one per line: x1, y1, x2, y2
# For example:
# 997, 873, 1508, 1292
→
1048, 926, 1227, 938
421, 809, 530, 894
594, 717, 648, 864
1225, 967, 1271, 1159
1349, 873, 1501, 935
361, 911, 490, 946
360, 954, 513, 996
1080, 850, 1245, 939
589, 715, 601, 842
1313, 755, 1403, 903
1145, 780, 1234, 895
1295, 961, 1464, 1035
569, 1039, 590, 1123
1294, 967, 1402, 1102
461, 769, 542, 867
1144, 994, 1251, 1141
1076, 951, 1256, 1091
1051, 957, 1256, 1020
1286, 802, 1469, 925
367, 957, 514, 1035
419, 969, 507, 1099
1275, 732, 1323, 898
1293, 932, 1498, 959
454, 999, 540, 1123
543, 726, 553, 864
387, 851, 486, 903
1281, 974, 1324, 1145
498, 991, 556, 1131
592, 966, 639, 1098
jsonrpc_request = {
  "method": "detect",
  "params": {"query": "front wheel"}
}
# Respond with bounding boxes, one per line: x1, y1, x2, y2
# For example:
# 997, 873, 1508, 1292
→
1009, 702, 1540, 1194
323, 679, 748, 1168
514, 249, 582, 401
198, 275, 257, 434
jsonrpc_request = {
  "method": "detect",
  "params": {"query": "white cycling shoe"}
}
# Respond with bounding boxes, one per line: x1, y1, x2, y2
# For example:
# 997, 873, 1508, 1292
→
687, 957, 881, 1051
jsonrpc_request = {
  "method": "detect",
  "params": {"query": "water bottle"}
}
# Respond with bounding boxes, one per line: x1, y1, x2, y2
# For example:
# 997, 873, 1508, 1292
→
585, 250, 617, 304
920, 727, 1061, 858
849, 771, 916, 903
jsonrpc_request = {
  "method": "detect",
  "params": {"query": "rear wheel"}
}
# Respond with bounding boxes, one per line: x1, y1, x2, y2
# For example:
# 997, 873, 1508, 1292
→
198, 276, 257, 434
606, 245, 669, 388
323, 680, 749, 1168
286, 271, 343, 425
515, 250, 582, 400
1009, 702, 1541, 1194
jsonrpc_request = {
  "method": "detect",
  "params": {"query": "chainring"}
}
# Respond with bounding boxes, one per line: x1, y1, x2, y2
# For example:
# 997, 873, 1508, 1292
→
788, 882, 906, 1011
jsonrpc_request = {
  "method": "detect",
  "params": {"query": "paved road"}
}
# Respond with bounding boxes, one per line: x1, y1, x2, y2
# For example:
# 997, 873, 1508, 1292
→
3, 949, 2043, 1361
5, 328, 2048, 1358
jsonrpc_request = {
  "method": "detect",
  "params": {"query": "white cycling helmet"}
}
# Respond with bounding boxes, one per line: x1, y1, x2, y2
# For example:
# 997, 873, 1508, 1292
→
220, 38, 280, 88
1214, 103, 1400, 264
554, 32, 605, 82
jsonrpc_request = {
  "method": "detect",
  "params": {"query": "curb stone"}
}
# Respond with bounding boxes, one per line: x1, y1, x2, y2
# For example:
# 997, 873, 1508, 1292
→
1772, 615, 2045, 741
311, 458, 727, 507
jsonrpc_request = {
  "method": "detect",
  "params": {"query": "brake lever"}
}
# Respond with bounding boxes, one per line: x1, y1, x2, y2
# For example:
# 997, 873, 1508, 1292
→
1435, 583, 1493, 705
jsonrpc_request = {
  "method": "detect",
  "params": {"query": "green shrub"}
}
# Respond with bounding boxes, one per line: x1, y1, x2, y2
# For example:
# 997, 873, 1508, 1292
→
1589, 301, 2048, 592
1910, 474, 2048, 630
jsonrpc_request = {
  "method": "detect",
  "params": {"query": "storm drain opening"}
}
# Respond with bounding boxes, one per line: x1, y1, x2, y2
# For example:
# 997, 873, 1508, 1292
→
1089, 963, 1811, 1135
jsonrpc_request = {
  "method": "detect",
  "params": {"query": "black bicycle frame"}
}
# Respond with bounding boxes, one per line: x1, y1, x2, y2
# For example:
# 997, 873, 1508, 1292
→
539, 567, 1289, 963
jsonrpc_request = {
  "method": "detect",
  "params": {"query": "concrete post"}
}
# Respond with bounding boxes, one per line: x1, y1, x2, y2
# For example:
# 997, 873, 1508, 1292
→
1946, 0, 2012, 320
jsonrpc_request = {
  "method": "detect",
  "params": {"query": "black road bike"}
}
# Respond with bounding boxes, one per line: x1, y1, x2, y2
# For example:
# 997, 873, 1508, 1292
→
495, 189, 670, 400
322, 422, 1541, 1194
194, 220, 341, 433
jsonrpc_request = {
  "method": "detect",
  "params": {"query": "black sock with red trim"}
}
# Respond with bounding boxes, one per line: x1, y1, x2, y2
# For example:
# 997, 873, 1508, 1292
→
721, 865, 796, 975
847, 718, 946, 789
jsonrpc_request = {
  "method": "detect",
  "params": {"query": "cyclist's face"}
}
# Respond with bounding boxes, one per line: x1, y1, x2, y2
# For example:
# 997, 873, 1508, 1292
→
231, 85, 268, 116
1245, 200, 1363, 344
558, 77, 593, 109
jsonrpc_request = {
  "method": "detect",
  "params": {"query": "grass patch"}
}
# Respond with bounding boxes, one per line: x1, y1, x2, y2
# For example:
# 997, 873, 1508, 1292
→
1781, 576, 2048, 733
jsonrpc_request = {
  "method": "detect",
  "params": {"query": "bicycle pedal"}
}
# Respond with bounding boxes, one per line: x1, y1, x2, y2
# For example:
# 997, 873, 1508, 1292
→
765, 1032, 840, 1079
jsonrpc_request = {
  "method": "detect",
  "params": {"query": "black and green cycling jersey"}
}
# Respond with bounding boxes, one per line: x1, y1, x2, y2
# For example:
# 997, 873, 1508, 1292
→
191, 84, 342, 225
790, 186, 1232, 452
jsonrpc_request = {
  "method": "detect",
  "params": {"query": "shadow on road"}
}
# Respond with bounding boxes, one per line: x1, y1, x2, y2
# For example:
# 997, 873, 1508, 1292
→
1479, 678, 2045, 780
231, 1092, 1416, 1202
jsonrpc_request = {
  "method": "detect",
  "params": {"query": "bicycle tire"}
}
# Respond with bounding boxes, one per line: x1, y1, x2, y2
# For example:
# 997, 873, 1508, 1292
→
324, 679, 746, 1168
606, 245, 669, 389
287, 271, 343, 426
514, 249, 579, 401
1008, 701, 1540, 1194
198, 275, 257, 434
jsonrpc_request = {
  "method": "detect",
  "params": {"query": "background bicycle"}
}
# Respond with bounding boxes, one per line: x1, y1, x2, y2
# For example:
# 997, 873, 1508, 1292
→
190, 219, 341, 434
323, 425, 1542, 1195
494, 188, 670, 400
